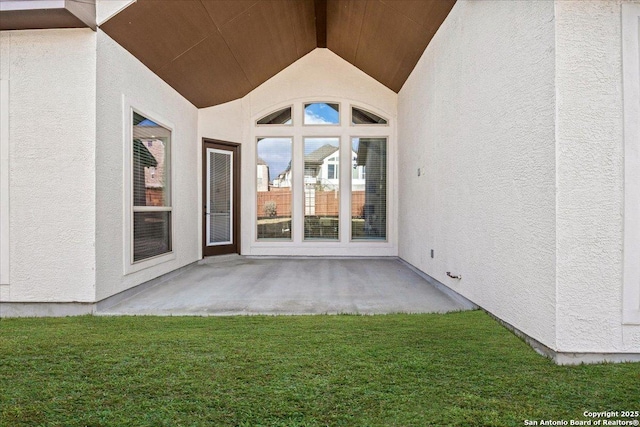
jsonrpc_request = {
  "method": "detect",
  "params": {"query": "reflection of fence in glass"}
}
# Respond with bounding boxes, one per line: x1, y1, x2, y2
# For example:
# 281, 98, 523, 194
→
256, 190, 366, 218
257, 189, 291, 238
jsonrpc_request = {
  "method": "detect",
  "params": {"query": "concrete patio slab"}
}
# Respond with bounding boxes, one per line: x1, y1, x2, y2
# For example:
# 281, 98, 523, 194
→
98, 257, 475, 316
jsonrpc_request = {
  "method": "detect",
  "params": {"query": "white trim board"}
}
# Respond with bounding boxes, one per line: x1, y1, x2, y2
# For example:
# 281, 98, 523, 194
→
622, 4, 640, 325
0, 80, 9, 287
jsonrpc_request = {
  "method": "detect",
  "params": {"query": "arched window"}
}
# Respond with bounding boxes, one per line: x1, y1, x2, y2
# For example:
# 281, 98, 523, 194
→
256, 106, 292, 125
351, 106, 387, 125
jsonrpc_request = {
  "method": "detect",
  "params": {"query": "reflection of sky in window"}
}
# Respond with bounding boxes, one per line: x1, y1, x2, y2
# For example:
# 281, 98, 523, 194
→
257, 138, 292, 180
138, 118, 158, 126
304, 103, 339, 125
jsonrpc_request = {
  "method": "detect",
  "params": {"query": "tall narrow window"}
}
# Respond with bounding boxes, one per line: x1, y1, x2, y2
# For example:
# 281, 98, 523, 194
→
352, 138, 387, 240
257, 138, 292, 240
132, 112, 172, 262
304, 137, 340, 240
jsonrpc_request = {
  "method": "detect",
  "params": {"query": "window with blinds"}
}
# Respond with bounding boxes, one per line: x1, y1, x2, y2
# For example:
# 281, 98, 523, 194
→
132, 111, 172, 262
352, 137, 387, 240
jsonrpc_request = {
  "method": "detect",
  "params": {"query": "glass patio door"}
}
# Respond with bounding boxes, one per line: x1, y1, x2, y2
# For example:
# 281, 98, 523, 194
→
203, 140, 239, 256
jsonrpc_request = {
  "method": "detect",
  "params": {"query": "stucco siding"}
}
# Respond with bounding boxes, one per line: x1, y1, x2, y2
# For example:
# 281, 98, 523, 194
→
199, 49, 398, 257
198, 99, 245, 146
0, 29, 97, 302
398, 1, 557, 348
95, 30, 199, 301
555, 0, 640, 353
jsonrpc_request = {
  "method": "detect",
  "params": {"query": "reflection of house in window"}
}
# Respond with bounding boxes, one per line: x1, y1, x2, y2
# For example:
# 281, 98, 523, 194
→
304, 144, 338, 187
133, 139, 157, 206
257, 156, 269, 192
302, 144, 364, 188
143, 140, 166, 206
272, 161, 292, 188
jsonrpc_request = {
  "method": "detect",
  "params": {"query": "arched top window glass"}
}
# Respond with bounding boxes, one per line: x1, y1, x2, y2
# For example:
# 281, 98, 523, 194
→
351, 106, 388, 125
257, 106, 292, 125
304, 102, 340, 125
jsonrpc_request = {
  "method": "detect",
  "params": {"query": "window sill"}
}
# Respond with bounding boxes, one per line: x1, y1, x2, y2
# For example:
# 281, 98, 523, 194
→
124, 251, 176, 275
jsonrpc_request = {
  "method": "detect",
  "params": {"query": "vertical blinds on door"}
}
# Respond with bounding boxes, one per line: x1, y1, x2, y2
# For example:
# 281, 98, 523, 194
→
208, 150, 232, 244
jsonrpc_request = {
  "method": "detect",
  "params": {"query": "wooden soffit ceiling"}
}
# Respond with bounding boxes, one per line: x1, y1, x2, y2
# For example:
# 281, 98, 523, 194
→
100, 0, 455, 108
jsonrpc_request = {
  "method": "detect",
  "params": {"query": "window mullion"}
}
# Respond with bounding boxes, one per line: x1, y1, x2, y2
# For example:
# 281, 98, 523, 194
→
133, 206, 172, 212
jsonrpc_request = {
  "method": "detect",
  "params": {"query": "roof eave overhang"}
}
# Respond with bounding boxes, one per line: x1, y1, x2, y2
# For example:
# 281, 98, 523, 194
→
0, 0, 96, 31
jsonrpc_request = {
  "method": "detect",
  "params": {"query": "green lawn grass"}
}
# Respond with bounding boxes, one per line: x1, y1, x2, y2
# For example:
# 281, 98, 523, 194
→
1, 310, 638, 426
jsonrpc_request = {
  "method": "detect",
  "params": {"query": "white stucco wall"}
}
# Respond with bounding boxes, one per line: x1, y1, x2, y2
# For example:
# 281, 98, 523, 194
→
398, 1, 557, 347
96, 30, 199, 301
198, 99, 245, 146
0, 29, 97, 302
555, 0, 640, 353
199, 48, 398, 257
622, 3, 640, 327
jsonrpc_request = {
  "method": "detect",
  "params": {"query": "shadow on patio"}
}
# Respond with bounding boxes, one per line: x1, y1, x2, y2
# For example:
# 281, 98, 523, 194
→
98, 257, 476, 316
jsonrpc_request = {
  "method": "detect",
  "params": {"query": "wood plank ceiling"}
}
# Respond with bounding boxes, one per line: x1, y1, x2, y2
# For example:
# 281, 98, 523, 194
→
100, 0, 455, 108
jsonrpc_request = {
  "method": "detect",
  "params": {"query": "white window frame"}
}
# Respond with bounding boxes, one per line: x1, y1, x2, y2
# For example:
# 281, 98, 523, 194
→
248, 100, 395, 256
0, 80, 9, 286
349, 136, 389, 242
123, 96, 175, 275
622, 3, 640, 324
